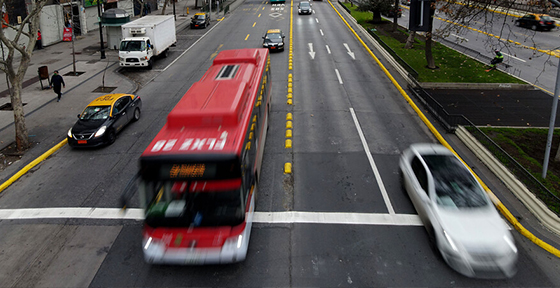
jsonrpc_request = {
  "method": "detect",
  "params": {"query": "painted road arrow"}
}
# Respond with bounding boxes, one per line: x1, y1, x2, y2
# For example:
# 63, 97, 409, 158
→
343, 43, 355, 60
308, 43, 315, 59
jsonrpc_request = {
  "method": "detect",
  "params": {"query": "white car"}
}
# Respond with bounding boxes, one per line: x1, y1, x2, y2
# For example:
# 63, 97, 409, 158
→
399, 143, 518, 278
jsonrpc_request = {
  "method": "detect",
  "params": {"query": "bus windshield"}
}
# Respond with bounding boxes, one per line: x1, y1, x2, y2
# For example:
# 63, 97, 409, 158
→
141, 180, 245, 228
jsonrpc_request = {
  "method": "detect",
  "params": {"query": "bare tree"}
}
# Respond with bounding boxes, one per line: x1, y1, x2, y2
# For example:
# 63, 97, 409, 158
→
0, 0, 48, 153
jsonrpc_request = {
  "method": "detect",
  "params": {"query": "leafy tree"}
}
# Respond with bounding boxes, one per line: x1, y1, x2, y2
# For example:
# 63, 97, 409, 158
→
0, 0, 48, 152
354, 0, 394, 24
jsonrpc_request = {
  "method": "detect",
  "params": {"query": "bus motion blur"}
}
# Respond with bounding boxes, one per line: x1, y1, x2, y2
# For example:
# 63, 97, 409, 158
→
137, 48, 271, 264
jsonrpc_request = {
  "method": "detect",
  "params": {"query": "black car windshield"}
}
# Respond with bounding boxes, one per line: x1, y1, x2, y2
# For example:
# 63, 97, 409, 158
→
423, 155, 489, 209
80, 106, 111, 120
194, 14, 205, 19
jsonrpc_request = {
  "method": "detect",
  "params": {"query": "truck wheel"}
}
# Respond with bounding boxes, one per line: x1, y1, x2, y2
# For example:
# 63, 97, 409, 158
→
163, 49, 168, 58
147, 59, 153, 70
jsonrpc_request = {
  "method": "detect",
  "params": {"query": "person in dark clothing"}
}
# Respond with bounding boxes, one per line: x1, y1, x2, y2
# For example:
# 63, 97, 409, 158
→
486, 50, 504, 72
50, 70, 65, 102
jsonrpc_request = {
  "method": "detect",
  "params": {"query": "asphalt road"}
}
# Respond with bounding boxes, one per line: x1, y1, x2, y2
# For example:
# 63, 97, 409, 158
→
1, 0, 560, 287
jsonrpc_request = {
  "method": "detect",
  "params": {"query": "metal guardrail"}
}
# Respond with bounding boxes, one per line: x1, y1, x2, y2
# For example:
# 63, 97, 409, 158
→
409, 84, 560, 216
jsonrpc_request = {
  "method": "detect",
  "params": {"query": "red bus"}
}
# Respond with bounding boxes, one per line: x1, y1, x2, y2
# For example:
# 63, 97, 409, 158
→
138, 49, 271, 264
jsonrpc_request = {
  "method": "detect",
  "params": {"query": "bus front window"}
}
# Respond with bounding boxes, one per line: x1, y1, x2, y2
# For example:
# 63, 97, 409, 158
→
141, 180, 245, 228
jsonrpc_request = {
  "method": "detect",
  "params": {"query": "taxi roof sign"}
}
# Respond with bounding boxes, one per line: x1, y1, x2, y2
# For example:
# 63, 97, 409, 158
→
88, 93, 132, 107
267, 29, 281, 33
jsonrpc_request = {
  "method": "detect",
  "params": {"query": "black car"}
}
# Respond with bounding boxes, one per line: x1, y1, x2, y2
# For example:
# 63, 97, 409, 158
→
68, 93, 142, 148
298, 1, 312, 15
262, 29, 285, 51
191, 12, 210, 29
515, 13, 555, 31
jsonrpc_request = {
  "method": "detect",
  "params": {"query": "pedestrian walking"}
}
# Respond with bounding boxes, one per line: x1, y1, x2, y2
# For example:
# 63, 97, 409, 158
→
35, 29, 42, 50
50, 70, 65, 102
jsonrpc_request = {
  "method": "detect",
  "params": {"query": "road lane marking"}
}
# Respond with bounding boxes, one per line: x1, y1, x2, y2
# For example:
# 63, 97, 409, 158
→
320, 29, 324, 36
326, 45, 331, 54
451, 34, 468, 42
334, 68, 343, 84
253, 22, 256, 27
350, 108, 396, 214
343, 43, 355, 60
315, 18, 319, 23
308, 43, 315, 59
245, 34, 250, 40
502, 52, 526, 62
0, 208, 422, 225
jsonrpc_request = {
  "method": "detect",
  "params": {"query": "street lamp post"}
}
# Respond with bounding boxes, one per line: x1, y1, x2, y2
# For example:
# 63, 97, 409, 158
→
97, 0, 106, 59
542, 56, 560, 178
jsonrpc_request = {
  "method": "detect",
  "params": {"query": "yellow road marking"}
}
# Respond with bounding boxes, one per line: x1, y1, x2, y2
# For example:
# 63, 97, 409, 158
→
253, 22, 256, 27
245, 34, 250, 40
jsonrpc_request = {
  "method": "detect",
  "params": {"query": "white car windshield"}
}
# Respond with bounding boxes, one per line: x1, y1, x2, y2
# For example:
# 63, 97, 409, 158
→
423, 155, 489, 208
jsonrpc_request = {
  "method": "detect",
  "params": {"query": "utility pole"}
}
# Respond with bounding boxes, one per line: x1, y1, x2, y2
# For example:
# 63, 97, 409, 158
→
70, 1, 77, 74
173, 0, 176, 20
542, 55, 560, 178
97, 0, 106, 59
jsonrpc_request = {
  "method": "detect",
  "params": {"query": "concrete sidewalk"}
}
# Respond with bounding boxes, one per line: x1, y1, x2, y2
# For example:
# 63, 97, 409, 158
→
0, 0, 200, 179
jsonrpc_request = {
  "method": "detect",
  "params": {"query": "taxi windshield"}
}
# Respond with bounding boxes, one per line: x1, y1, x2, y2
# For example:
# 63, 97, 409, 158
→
266, 33, 282, 39
80, 106, 111, 120
194, 14, 205, 19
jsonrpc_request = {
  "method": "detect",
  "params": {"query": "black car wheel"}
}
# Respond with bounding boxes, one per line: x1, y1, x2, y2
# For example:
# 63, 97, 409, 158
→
107, 130, 116, 145
133, 108, 141, 121
532, 24, 538, 30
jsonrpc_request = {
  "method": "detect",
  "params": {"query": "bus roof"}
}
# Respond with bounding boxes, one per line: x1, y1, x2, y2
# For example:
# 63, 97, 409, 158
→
142, 48, 268, 157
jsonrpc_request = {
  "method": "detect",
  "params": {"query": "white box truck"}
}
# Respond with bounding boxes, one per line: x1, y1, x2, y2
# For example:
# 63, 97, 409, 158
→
119, 15, 176, 69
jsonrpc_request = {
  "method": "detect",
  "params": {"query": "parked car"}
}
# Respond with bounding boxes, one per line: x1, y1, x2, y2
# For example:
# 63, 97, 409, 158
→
515, 13, 555, 31
298, 1, 313, 15
399, 143, 518, 278
191, 12, 210, 29
68, 93, 142, 148
382, 5, 402, 18
401, 0, 410, 5
262, 29, 285, 51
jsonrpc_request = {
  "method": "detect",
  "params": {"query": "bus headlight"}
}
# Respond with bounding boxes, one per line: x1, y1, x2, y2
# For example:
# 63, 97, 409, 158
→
223, 235, 243, 250
95, 126, 107, 138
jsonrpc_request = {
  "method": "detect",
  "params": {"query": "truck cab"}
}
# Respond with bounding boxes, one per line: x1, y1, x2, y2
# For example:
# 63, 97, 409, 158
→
119, 37, 155, 69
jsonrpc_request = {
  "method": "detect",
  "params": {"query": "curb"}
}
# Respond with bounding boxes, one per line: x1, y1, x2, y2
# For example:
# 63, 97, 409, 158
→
456, 126, 560, 237
0, 139, 67, 194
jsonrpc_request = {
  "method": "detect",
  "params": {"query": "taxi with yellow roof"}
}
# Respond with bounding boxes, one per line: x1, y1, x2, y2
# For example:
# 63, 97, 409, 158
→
262, 29, 285, 51
67, 93, 142, 147
515, 13, 556, 31
191, 12, 210, 29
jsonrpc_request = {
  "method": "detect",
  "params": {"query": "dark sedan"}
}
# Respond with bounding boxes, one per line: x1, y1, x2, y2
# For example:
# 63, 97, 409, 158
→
68, 93, 142, 148
298, 1, 312, 15
191, 13, 210, 29
515, 13, 555, 31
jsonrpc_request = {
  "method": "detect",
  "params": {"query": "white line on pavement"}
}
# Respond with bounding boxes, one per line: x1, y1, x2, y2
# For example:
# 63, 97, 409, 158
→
335, 68, 343, 84
0, 208, 421, 226
320, 29, 324, 36
326, 45, 331, 54
502, 52, 526, 63
349, 108, 396, 214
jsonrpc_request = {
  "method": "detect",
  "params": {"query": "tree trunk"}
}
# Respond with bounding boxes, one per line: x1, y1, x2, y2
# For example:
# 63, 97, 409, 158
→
161, 0, 169, 14
372, 11, 382, 23
392, 0, 399, 31
425, 32, 436, 69
405, 30, 416, 49
10, 81, 29, 152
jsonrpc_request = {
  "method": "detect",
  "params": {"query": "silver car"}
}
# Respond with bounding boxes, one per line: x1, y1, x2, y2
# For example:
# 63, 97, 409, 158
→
399, 143, 518, 278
